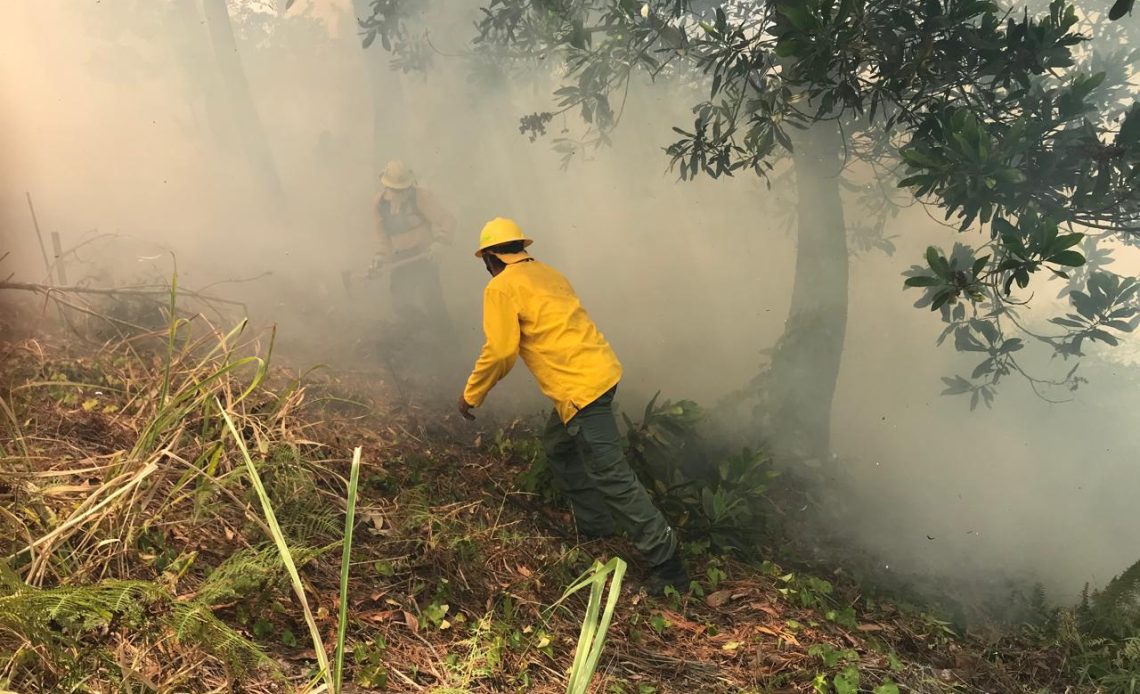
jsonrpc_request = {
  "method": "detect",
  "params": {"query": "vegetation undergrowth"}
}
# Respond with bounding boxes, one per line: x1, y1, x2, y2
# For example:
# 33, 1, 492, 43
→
511, 388, 1140, 694
1, 294, 1134, 693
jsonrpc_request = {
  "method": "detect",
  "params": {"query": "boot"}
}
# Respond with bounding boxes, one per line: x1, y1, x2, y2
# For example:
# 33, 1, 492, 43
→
645, 550, 689, 596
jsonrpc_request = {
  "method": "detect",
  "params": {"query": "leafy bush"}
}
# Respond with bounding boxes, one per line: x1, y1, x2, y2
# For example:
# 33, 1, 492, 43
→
511, 393, 775, 556
1034, 557, 1140, 691
0, 557, 273, 690
624, 394, 777, 556
1079, 557, 1140, 639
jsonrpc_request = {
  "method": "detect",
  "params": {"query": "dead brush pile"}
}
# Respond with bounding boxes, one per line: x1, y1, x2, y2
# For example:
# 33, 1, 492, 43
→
0, 306, 1081, 693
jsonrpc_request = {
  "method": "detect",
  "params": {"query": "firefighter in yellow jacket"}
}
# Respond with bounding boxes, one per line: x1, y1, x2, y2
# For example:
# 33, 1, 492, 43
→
458, 217, 689, 595
372, 160, 454, 336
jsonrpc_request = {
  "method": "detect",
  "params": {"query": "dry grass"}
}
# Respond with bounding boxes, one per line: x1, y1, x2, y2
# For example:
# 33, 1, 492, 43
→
0, 296, 1086, 693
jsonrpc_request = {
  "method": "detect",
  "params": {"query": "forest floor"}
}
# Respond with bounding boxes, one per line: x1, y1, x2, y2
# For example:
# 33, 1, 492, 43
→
0, 303, 1089, 694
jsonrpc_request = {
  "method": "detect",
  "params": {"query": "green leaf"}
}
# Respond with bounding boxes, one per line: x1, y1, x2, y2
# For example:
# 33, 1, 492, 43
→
1118, 104, 1140, 144
1053, 233, 1084, 251
926, 247, 950, 277
901, 148, 939, 167
873, 682, 901, 694
776, 37, 804, 57
219, 402, 333, 691
779, 4, 815, 31
833, 665, 861, 694
887, 652, 904, 672
835, 0, 857, 24
897, 175, 931, 188
973, 320, 998, 344
1089, 329, 1120, 346
561, 558, 627, 694
1071, 291, 1097, 319
904, 275, 941, 287
1048, 250, 1086, 267
992, 217, 1018, 238
774, 126, 794, 152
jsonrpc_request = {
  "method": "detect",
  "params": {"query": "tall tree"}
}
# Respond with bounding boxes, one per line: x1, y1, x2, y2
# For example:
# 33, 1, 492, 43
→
169, 0, 233, 146
201, 0, 283, 196
353, 0, 395, 174
765, 122, 849, 457
364, 0, 1140, 441
470, 0, 1140, 403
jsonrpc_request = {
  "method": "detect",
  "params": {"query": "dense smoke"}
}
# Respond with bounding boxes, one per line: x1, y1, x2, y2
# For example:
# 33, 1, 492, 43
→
3, 0, 1139, 609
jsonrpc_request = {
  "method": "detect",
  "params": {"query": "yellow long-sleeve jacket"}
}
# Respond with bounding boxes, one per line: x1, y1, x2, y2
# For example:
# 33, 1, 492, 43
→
463, 258, 623, 424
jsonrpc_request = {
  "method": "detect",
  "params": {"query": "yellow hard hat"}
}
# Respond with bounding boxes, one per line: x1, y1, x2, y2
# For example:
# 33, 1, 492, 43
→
475, 217, 533, 258
380, 160, 414, 190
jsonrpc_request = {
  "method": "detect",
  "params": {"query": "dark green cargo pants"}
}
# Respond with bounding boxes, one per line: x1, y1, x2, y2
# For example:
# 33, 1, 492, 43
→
541, 386, 678, 567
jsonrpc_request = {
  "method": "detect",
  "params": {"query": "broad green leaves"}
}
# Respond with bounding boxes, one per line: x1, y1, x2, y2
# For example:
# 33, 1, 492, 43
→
1110, 0, 1135, 21
903, 245, 987, 311
1054, 273, 1140, 354
370, 0, 1140, 403
360, 0, 430, 70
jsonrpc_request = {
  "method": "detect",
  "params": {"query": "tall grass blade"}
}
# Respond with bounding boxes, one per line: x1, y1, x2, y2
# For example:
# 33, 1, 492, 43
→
135, 355, 266, 458
578, 558, 625, 690
158, 269, 178, 407
195, 317, 249, 365
559, 557, 627, 694
26, 461, 159, 551
218, 399, 333, 690
0, 394, 28, 460
333, 446, 362, 694
264, 322, 277, 371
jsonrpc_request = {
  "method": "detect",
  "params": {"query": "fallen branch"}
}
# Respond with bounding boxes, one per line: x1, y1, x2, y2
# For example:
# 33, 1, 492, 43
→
25, 192, 52, 282
44, 293, 153, 335
0, 280, 246, 309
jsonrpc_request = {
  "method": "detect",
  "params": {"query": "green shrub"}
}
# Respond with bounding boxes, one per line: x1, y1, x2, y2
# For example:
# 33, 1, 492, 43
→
624, 394, 777, 556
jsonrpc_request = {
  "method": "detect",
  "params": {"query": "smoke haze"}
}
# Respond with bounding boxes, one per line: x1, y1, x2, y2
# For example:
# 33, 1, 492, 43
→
3, 0, 1139, 610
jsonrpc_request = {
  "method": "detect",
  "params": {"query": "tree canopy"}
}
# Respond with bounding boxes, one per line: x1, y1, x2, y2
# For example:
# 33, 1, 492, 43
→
364, 0, 1140, 405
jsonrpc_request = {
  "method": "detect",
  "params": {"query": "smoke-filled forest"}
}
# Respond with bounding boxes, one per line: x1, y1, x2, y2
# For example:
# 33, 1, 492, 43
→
4, 1, 1140, 692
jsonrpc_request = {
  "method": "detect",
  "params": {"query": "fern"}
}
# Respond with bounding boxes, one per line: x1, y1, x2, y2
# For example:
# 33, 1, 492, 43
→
1121, 637, 1140, 665
400, 485, 432, 530
0, 559, 23, 592
1086, 557, 1140, 638
258, 448, 341, 542
278, 499, 342, 542
1059, 558, 1140, 690
0, 559, 274, 686
194, 543, 324, 607
170, 602, 272, 674
0, 579, 161, 638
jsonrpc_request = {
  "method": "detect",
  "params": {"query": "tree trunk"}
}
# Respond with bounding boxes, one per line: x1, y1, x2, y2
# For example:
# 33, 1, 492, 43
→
169, 0, 231, 146
766, 121, 849, 461
351, 0, 411, 177
201, 0, 283, 197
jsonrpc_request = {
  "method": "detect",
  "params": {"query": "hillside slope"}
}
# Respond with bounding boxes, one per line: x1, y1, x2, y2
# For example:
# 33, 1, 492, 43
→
0, 325, 1081, 693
